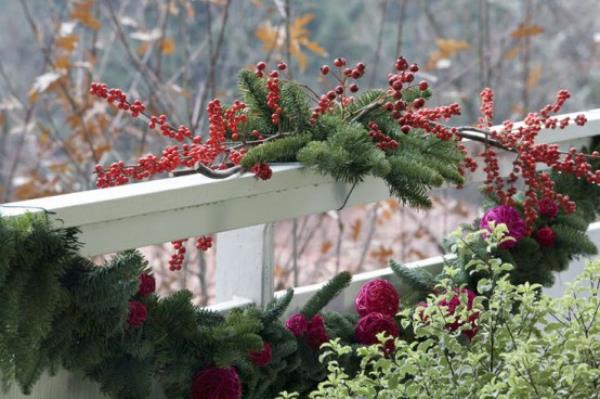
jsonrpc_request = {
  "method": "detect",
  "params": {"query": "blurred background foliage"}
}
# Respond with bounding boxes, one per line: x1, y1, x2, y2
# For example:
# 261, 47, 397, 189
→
1, 0, 599, 303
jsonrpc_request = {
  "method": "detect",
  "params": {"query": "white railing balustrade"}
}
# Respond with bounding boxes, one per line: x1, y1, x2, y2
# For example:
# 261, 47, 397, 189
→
2, 110, 600, 399
1, 108, 599, 312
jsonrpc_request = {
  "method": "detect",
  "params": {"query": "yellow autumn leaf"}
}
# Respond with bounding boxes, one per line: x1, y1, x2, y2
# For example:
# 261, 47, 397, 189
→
510, 24, 544, 39
527, 65, 543, 89
255, 13, 327, 71
504, 45, 523, 61
301, 38, 327, 56
350, 219, 362, 241
39, 129, 51, 146
70, 0, 101, 31
137, 42, 150, 55
56, 35, 79, 51
54, 56, 71, 70
161, 37, 176, 55
48, 162, 71, 174
320, 241, 333, 254
370, 245, 394, 265
255, 22, 281, 52
436, 38, 470, 55
426, 38, 470, 70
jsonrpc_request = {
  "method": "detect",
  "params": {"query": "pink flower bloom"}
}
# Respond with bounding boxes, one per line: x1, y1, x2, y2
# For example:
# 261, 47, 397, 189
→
535, 226, 556, 247
127, 300, 147, 328
190, 367, 241, 399
538, 198, 559, 219
137, 273, 156, 297
285, 313, 308, 337
480, 205, 526, 249
307, 314, 329, 349
355, 312, 399, 352
355, 279, 400, 317
249, 342, 272, 367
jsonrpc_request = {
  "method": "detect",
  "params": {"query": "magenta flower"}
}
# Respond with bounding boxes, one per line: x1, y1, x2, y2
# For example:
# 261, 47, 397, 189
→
480, 205, 526, 249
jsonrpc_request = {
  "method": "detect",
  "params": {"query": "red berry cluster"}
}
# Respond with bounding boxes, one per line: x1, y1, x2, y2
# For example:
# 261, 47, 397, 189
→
367, 121, 398, 151
149, 114, 192, 142
309, 58, 367, 123
477, 88, 598, 230
388, 57, 418, 98
207, 99, 227, 150
169, 239, 187, 271
381, 58, 461, 142
90, 83, 146, 118
195, 235, 213, 251
224, 100, 247, 141
168, 236, 213, 272
257, 61, 285, 126
251, 162, 273, 180
478, 88, 494, 127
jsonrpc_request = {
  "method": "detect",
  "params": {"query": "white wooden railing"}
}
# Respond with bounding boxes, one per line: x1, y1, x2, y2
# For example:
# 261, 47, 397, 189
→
1, 109, 600, 398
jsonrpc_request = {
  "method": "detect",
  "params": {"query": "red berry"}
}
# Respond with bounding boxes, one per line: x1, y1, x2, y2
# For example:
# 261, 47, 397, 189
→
256, 61, 267, 70
277, 62, 287, 70
334, 57, 346, 67
335, 85, 344, 95
418, 81, 429, 91
409, 63, 419, 72
320, 65, 330, 75
349, 84, 359, 93
413, 98, 425, 109
401, 125, 411, 134
356, 62, 366, 71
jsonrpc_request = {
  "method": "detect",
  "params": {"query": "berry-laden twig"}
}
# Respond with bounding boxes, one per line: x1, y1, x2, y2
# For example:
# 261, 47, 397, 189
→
90, 56, 599, 267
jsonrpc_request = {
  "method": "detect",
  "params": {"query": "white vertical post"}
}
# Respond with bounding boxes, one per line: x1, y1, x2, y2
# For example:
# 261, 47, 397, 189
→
216, 224, 274, 306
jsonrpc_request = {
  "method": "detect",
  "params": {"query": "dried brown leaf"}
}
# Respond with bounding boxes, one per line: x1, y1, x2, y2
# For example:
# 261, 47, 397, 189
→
510, 24, 544, 39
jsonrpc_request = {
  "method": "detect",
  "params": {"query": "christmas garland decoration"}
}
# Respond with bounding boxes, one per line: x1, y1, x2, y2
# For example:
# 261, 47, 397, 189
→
1, 149, 598, 398
0, 213, 356, 398
2, 56, 600, 398
89, 57, 598, 267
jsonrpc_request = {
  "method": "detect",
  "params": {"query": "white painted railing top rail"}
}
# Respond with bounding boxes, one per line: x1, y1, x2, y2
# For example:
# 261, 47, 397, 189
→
1, 109, 599, 309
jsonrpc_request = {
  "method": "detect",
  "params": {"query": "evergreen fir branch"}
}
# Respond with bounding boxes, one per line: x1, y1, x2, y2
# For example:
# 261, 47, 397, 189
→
279, 82, 311, 133
322, 312, 357, 341
297, 123, 390, 184
387, 154, 444, 186
553, 224, 598, 256
195, 308, 225, 327
301, 272, 351, 319
552, 213, 588, 231
240, 133, 311, 169
384, 173, 432, 208
310, 114, 346, 141
390, 260, 435, 292
238, 70, 273, 129
402, 87, 432, 103
262, 288, 294, 325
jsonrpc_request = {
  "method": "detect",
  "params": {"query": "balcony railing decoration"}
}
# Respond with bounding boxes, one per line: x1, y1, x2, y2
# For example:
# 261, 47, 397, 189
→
1, 138, 599, 398
89, 57, 598, 269
1, 55, 600, 399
